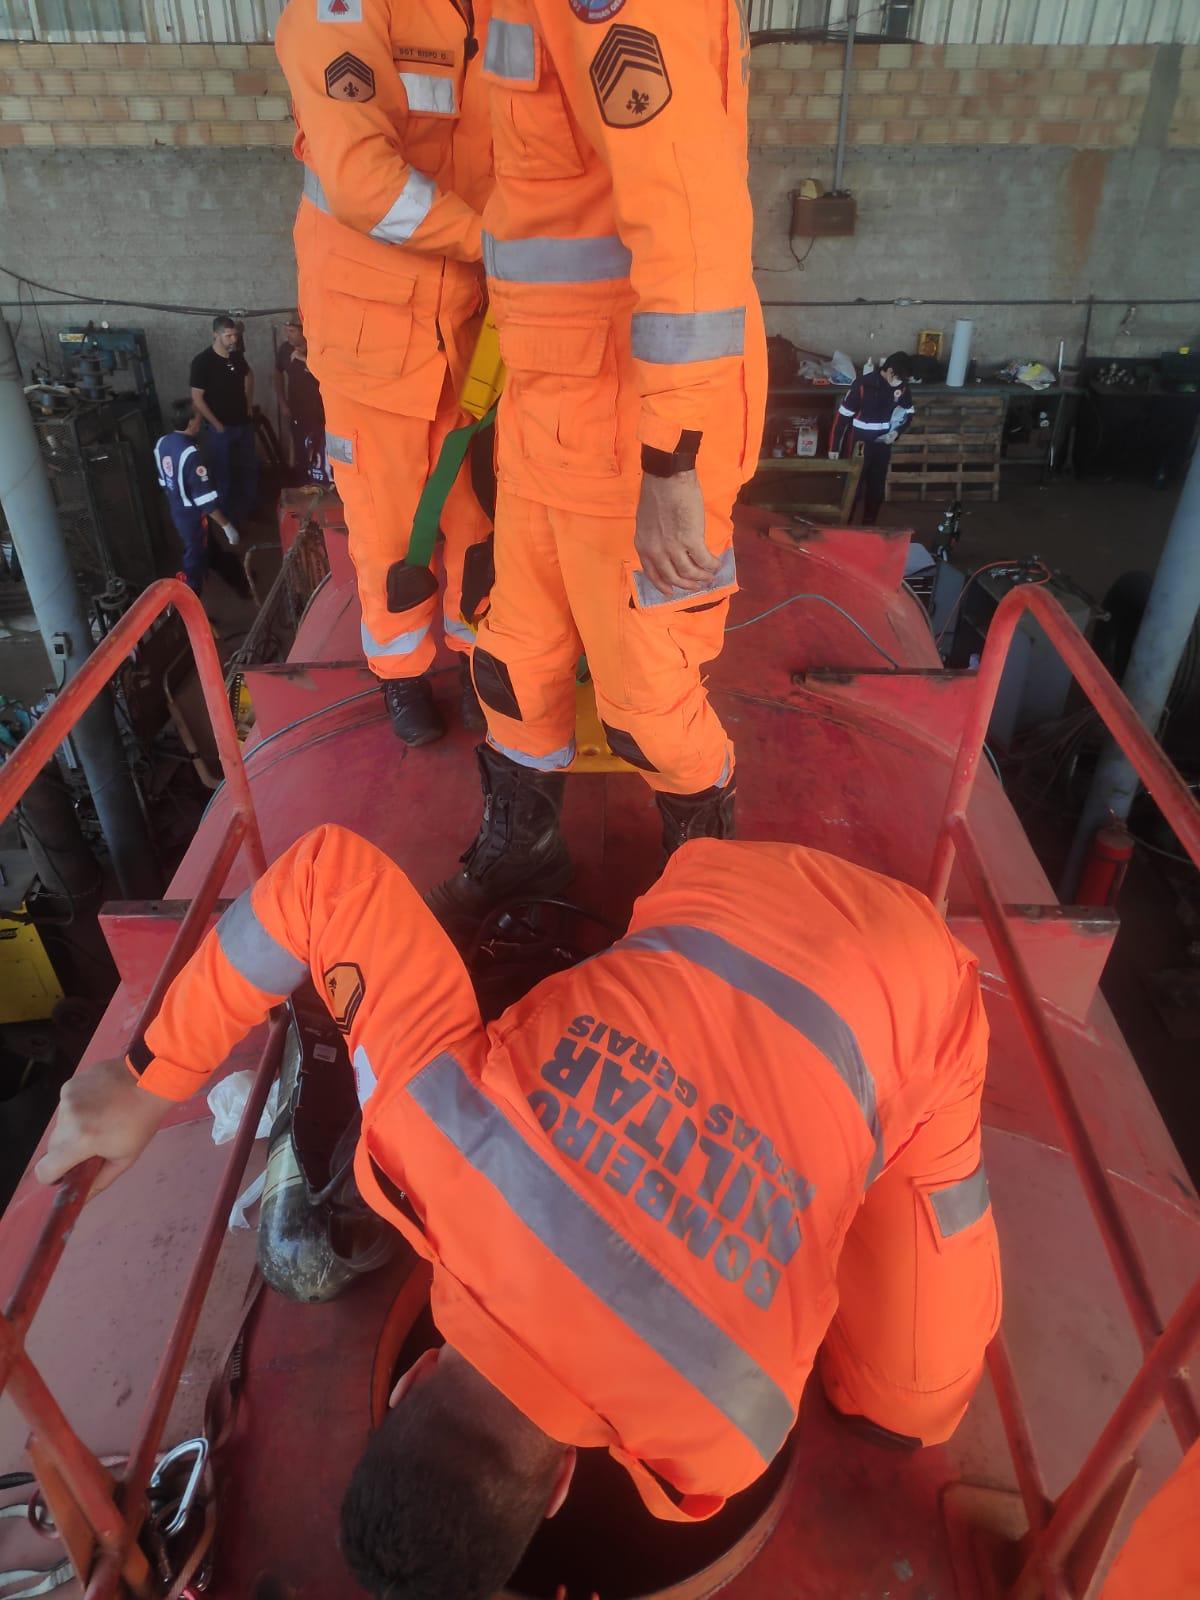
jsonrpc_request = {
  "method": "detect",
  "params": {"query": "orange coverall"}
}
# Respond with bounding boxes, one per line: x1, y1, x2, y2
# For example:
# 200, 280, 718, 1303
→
276, 0, 494, 680
1102, 1438, 1200, 1598
469, 0, 766, 791
129, 826, 1000, 1519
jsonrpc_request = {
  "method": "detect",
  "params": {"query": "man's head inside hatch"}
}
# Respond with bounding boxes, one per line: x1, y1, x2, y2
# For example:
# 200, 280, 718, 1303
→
340, 1344, 574, 1599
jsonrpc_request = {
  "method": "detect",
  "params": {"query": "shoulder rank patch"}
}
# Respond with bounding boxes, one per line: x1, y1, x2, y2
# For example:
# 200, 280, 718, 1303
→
324, 962, 365, 1034
325, 50, 375, 101
569, 0, 625, 22
318, 0, 362, 20
590, 24, 671, 127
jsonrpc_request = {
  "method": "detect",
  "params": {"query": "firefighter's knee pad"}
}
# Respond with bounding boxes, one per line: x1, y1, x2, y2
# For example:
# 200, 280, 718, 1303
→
386, 561, 439, 614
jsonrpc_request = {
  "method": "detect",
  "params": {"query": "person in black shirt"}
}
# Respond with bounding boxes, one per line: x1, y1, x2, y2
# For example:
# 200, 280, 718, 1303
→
272, 315, 327, 483
189, 314, 259, 528
830, 352, 916, 525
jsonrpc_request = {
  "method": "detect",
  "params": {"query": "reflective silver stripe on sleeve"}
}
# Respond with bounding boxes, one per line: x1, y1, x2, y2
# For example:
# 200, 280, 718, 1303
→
399, 71, 457, 113
633, 547, 736, 611
407, 1052, 794, 1462
326, 431, 353, 465
485, 733, 576, 772
617, 925, 884, 1184
370, 169, 436, 244
482, 232, 633, 285
193, 490, 219, 506
360, 619, 431, 660
177, 444, 197, 508
484, 18, 535, 82
632, 308, 746, 365
851, 419, 893, 432
930, 1164, 991, 1238
837, 404, 856, 417
215, 892, 308, 996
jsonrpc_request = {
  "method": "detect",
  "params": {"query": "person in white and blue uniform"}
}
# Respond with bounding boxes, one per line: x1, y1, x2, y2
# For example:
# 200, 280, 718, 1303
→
154, 400, 240, 594
830, 352, 916, 525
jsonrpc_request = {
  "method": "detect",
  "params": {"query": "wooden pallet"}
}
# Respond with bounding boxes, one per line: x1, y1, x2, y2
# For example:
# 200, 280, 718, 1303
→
886, 393, 1004, 503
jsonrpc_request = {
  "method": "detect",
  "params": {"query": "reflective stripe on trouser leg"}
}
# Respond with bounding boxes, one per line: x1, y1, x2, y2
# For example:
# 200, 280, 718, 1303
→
472, 486, 580, 764
819, 978, 999, 1446
321, 386, 441, 681
553, 504, 734, 794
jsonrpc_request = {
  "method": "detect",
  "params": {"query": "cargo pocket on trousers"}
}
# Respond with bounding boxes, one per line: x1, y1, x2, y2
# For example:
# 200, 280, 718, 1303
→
497, 319, 620, 478
616, 552, 738, 706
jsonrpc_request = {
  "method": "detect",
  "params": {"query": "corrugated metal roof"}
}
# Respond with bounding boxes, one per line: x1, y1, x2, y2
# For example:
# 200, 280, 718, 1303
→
1, 0, 1195, 46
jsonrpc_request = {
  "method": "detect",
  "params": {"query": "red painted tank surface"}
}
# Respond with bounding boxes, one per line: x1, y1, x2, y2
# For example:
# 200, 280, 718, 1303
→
0, 507, 1197, 1599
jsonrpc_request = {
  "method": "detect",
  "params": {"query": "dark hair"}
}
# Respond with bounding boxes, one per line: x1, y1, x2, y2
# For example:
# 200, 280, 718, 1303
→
340, 1375, 560, 1600
212, 314, 237, 333
171, 397, 197, 430
883, 351, 912, 381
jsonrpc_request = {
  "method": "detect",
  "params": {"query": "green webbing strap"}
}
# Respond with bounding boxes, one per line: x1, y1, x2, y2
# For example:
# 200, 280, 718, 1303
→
406, 403, 498, 570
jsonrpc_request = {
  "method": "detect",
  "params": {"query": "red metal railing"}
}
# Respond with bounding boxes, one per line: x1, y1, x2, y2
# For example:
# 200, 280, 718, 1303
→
928, 583, 1200, 1598
0, 579, 278, 1599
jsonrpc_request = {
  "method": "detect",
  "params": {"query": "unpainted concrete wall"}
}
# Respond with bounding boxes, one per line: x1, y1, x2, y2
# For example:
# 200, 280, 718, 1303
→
0, 137, 1196, 407
752, 142, 1200, 369
0, 147, 299, 409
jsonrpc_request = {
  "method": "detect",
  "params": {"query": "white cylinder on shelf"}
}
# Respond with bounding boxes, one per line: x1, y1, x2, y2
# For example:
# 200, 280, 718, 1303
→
946, 319, 973, 387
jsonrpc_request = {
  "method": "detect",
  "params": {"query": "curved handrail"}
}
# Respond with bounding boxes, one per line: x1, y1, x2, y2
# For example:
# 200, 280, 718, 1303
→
0, 579, 271, 1598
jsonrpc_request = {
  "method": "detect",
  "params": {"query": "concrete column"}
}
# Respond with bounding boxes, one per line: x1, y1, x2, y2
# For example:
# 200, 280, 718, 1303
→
1063, 440, 1200, 897
0, 317, 159, 898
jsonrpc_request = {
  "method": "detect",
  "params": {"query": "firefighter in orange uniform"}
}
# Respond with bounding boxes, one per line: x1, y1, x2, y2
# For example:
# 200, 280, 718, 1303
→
275, 0, 494, 746
40, 825, 1001, 1599
1102, 1438, 1200, 1599
426, 0, 767, 928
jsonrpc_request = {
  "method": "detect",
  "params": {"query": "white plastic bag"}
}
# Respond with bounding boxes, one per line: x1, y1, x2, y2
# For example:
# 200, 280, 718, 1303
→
207, 1070, 281, 1146
829, 350, 857, 385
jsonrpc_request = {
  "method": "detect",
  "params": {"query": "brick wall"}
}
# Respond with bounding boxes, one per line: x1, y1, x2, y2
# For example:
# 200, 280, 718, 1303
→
0, 41, 292, 149
0, 37, 1195, 151
749, 41, 1199, 150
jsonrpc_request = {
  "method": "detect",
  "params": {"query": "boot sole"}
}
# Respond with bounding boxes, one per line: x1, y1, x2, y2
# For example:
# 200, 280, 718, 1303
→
393, 724, 445, 748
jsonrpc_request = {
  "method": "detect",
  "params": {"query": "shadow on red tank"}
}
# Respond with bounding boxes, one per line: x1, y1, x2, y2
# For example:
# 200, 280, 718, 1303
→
371, 1273, 799, 1600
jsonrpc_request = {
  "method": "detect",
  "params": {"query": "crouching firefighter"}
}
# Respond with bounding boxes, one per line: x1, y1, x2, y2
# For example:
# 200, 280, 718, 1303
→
40, 823, 1002, 1600
275, 0, 495, 745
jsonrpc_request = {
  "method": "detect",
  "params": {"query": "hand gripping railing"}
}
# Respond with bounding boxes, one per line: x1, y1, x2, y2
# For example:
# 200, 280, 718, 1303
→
0, 579, 284, 1599
927, 583, 1200, 1597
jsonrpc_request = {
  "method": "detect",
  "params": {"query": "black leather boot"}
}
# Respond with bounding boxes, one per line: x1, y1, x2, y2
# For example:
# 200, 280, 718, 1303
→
458, 657, 486, 733
426, 744, 571, 933
382, 675, 444, 747
655, 777, 736, 856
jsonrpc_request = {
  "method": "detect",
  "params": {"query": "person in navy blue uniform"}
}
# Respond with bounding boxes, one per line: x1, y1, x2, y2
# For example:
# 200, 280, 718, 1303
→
830, 352, 916, 525
189, 315, 259, 528
154, 400, 241, 595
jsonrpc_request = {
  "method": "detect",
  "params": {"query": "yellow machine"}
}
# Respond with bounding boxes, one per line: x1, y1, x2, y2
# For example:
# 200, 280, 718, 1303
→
0, 911, 64, 1025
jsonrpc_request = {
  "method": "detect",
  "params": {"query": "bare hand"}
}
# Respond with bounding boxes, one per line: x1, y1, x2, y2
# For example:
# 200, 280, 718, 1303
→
634, 470, 718, 597
35, 1058, 172, 1198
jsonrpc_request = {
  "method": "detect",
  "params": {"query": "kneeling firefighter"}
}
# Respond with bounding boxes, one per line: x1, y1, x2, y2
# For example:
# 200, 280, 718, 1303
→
276, 0, 495, 746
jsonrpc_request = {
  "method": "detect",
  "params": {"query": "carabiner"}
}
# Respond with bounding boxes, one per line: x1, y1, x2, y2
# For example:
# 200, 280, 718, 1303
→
150, 1437, 209, 1539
